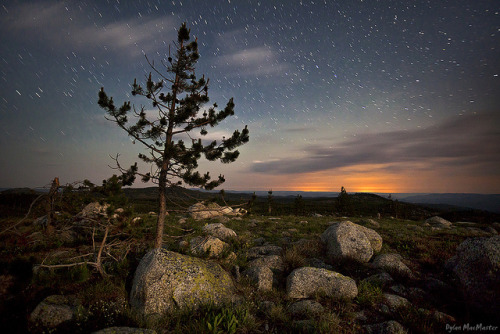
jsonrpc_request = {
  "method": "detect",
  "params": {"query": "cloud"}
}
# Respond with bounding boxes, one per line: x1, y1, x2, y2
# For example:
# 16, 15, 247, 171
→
5, 2, 176, 57
216, 46, 288, 77
212, 28, 289, 78
251, 112, 500, 174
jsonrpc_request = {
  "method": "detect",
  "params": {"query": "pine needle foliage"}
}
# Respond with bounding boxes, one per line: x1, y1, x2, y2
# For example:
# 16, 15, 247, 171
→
97, 23, 249, 248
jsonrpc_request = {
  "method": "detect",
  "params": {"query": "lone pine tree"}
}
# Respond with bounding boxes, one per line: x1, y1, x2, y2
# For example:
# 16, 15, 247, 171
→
98, 23, 249, 248
336, 186, 351, 216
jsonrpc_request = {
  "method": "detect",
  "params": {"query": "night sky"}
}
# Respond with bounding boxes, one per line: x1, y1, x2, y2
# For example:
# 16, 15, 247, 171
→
1, 0, 499, 193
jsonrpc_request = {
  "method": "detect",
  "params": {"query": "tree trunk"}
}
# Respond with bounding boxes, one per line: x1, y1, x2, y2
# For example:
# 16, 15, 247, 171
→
154, 173, 167, 249
45, 177, 59, 235
154, 40, 181, 249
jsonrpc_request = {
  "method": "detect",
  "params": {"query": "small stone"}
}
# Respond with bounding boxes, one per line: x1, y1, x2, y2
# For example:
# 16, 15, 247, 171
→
30, 295, 78, 328
287, 300, 324, 317
382, 294, 411, 313
247, 245, 282, 260
363, 272, 394, 288
189, 236, 227, 258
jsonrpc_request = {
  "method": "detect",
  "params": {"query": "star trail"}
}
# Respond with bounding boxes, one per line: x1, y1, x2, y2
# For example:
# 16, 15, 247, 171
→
1, 0, 499, 193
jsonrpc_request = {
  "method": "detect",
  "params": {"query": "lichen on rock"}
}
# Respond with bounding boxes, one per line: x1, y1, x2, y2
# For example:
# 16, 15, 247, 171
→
130, 249, 237, 317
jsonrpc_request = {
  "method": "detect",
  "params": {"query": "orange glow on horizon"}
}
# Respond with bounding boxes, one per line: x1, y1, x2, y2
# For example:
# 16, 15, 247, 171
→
287, 168, 403, 194
222, 163, 500, 194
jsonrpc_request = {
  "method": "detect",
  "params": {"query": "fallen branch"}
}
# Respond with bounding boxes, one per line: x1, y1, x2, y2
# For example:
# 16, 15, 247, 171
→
0, 193, 45, 235
95, 225, 109, 277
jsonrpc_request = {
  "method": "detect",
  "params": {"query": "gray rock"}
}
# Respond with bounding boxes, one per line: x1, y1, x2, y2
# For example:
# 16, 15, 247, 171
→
357, 224, 383, 252
431, 310, 456, 324
178, 240, 189, 250
188, 202, 225, 220
246, 245, 282, 260
306, 258, 333, 271
364, 272, 394, 288
287, 299, 324, 317
189, 203, 246, 220
483, 226, 498, 235
130, 249, 236, 316
201, 223, 237, 242
382, 294, 411, 313
364, 320, 407, 334
247, 255, 284, 272
388, 284, 408, 297
258, 301, 275, 314
76, 202, 109, 219
286, 267, 358, 300
320, 221, 374, 263
417, 308, 456, 325
446, 236, 500, 314
361, 218, 380, 228
252, 237, 265, 246
354, 310, 369, 322
30, 295, 78, 328
425, 216, 452, 228
242, 266, 274, 291
423, 277, 452, 293
92, 327, 157, 334
371, 254, 413, 278
33, 215, 48, 228
464, 227, 489, 236
406, 287, 429, 304
189, 236, 228, 258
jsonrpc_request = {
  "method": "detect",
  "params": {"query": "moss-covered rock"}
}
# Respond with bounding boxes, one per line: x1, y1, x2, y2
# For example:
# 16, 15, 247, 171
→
130, 249, 237, 317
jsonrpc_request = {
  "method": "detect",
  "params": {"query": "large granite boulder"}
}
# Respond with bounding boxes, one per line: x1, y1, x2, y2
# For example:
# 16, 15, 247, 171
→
202, 223, 237, 241
320, 221, 375, 263
130, 249, 237, 317
286, 267, 358, 300
358, 224, 383, 252
446, 236, 500, 313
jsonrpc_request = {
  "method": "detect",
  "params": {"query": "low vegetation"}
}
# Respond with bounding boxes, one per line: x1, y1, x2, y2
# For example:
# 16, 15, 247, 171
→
0, 186, 498, 333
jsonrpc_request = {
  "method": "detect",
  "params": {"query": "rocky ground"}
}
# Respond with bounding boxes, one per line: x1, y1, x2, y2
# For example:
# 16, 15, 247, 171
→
1, 201, 499, 333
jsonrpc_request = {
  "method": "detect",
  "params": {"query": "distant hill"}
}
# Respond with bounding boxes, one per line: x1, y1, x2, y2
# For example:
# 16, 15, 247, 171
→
399, 193, 500, 213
